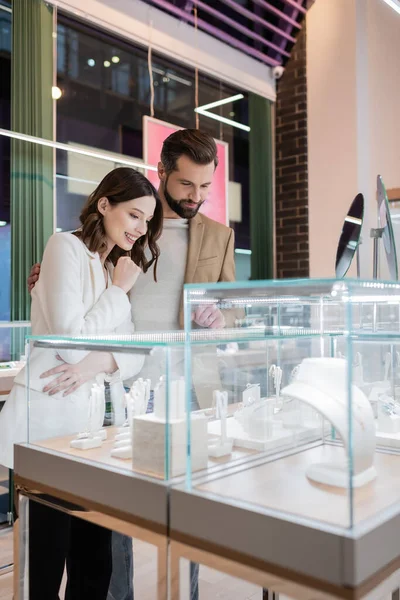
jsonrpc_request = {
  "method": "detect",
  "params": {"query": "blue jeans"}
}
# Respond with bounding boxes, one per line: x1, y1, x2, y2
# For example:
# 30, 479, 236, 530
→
107, 531, 134, 600
108, 532, 199, 600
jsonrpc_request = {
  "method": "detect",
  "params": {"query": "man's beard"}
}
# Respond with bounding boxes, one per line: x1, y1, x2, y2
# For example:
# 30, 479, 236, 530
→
163, 179, 204, 219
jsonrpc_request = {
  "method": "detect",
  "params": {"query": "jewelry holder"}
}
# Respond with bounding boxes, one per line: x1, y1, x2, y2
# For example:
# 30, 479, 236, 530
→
70, 383, 106, 450
111, 378, 150, 460
132, 377, 208, 477
208, 390, 233, 457
108, 374, 126, 427
281, 357, 377, 489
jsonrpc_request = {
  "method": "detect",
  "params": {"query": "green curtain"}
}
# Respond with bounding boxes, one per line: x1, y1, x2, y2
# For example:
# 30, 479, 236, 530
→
11, 0, 54, 320
249, 94, 274, 280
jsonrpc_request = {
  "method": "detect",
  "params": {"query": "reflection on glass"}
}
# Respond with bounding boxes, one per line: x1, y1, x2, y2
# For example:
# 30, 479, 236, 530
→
377, 175, 398, 281
335, 193, 364, 278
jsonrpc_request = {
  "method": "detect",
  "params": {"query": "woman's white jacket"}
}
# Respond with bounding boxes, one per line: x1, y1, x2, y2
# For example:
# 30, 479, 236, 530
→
0, 233, 144, 468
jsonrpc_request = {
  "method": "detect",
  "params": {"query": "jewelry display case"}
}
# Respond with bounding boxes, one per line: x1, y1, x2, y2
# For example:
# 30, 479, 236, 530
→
13, 332, 189, 600
170, 278, 400, 598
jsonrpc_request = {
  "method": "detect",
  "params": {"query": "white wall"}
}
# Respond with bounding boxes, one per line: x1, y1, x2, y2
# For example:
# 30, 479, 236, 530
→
307, 0, 358, 278
307, 0, 400, 279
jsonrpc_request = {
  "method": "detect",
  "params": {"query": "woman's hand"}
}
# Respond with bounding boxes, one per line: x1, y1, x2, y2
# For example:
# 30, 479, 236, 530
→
40, 352, 117, 396
112, 256, 141, 293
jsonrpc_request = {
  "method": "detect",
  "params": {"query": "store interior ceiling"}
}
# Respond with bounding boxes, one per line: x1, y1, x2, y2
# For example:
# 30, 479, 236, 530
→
141, 0, 313, 67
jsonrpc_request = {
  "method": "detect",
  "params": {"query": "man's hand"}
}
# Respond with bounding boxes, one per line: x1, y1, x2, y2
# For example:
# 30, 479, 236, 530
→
27, 263, 41, 294
192, 305, 225, 329
40, 352, 117, 396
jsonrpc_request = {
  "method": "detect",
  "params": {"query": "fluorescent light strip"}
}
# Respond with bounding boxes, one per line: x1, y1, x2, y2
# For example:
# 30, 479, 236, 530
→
235, 248, 252, 255
195, 109, 250, 132
0, 4, 11, 13
0, 129, 158, 172
56, 174, 100, 186
381, 0, 400, 15
197, 93, 244, 112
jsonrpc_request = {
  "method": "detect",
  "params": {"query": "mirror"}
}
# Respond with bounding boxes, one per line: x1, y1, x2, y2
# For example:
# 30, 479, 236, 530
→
377, 175, 398, 281
335, 193, 364, 278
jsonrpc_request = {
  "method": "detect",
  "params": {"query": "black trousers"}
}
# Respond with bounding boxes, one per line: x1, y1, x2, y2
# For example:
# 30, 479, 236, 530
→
29, 500, 112, 600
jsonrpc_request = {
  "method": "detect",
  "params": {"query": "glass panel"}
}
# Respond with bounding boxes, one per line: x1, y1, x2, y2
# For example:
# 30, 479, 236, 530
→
24, 335, 190, 482
184, 279, 400, 532
19, 496, 166, 599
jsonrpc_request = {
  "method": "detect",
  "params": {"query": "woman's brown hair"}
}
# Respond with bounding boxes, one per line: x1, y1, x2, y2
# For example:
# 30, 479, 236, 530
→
75, 167, 163, 280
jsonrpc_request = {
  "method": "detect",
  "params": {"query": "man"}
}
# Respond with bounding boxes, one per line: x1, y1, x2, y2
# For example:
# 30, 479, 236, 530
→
28, 128, 235, 600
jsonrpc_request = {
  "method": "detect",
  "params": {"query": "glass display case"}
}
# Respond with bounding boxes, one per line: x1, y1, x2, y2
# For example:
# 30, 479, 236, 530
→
183, 278, 400, 531
20, 332, 199, 481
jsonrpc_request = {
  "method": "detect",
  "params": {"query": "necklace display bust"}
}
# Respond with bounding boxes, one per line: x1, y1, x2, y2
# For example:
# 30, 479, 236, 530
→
281, 357, 376, 488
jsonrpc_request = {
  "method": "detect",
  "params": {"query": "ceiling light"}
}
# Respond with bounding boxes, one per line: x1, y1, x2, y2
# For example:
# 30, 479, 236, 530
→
87, 58, 95, 67
56, 227, 63, 232
0, 128, 158, 172
0, 221, 7, 227
197, 93, 244, 112
104, 60, 111, 68
235, 248, 252, 255
112, 56, 120, 63
380, 0, 400, 15
195, 93, 249, 132
51, 86, 62, 100
195, 108, 250, 132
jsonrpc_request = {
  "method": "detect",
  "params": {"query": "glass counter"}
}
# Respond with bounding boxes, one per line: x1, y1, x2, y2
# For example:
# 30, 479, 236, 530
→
183, 278, 400, 531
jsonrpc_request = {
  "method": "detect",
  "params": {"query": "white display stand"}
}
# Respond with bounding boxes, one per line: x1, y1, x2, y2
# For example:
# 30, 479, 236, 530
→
111, 378, 150, 459
208, 414, 324, 452
132, 413, 208, 477
208, 391, 232, 457
281, 357, 377, 488
70, 382, 106, 450
131, 377, 208, 476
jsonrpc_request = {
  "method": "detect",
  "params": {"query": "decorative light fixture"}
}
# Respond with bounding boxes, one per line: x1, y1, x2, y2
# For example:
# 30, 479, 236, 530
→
381, 0, 400, 15
51, 86, 62, 100
195, 93, 250, 132
0, 128, 158, 172
87, 58, 95, 67
104, 60, 111, 68
112, 56, 120, 64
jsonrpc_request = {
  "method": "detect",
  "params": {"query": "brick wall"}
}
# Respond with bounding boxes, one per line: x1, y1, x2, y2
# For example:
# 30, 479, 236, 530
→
275, 24, 309, 278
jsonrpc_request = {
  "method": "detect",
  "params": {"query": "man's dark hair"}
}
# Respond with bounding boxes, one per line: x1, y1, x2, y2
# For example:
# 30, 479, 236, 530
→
161, 129, 218, 174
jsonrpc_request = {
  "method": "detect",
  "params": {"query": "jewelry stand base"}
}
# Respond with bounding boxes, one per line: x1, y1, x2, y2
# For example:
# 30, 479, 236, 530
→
114, 438, 131, 448
132, 413, 208, 478
70, 437, 102, 450
111, 445, 131, 459
208, 417, 325, 452
208, 440, 233, 458
97, 429, 107, 441
307, 462, 377, 488
115, 432, 131, 442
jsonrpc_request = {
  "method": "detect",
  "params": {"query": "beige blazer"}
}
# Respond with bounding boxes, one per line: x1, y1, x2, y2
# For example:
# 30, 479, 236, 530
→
178, 212, 235, 326
178, 213, 236, 409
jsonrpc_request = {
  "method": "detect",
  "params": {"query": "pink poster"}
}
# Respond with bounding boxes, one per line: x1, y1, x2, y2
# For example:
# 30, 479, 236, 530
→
143, 116, 229, 225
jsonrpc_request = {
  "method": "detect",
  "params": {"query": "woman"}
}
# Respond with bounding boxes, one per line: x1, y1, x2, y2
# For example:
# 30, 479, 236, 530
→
0, 167, 163, 599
